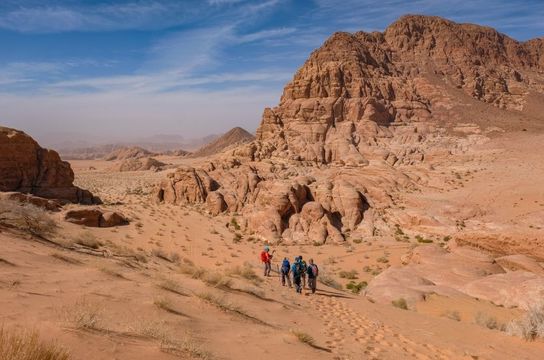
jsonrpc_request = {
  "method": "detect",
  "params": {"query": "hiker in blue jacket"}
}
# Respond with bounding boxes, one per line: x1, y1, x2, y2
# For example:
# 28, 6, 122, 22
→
280, 257, 292, 287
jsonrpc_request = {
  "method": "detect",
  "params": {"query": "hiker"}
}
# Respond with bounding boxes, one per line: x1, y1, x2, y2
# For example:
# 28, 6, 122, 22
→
260, 246, 273, 277
292, 256, 303, 294
306, 258, 319, 294
299, 255, 307, 289
280, 257, 292, 287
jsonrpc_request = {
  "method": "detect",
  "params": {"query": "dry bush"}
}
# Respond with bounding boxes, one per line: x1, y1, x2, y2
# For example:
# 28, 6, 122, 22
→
225, 263, 261, 285
290, 330, 315, 346
506, 303, 544, 340
130, 320, 210, 359
62, 298, 103, 330
158, 279, 189, 296
74, 232, 102, 249
474, 312, 504, 330
201, 272, 232, 289
152, 249, 180, 263
179, 260, 207, 279
0, 326, 69, 360
338, 270, 358, 279
0, 199, 56, 238
153, 297, 186, 316
392, 298, 408, 310
196, 292, 266, 325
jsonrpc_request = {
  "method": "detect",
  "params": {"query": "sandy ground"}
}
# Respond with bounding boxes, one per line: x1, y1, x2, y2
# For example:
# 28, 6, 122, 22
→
2, 131, 544, 359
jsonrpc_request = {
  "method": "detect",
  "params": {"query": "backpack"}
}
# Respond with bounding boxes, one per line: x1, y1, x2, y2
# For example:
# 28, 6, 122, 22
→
310, 264, 319, 277
291, 262, 301, 277
300, 260, 307, 272
260, 251, 268, 262
281, 259, 290, 270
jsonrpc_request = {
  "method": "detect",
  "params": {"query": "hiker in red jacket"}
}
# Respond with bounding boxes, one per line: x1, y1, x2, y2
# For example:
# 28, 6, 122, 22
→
260, 246, 273, 276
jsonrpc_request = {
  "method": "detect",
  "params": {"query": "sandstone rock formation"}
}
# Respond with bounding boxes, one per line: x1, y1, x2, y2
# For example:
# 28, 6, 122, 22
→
104, 146, 155, 161
0, 126, 99, 205
366, 244, 544, 310
64, 208, 128, 227
153, 15, 544, 244
191, 127, 255, 158
112, 157, 167, 172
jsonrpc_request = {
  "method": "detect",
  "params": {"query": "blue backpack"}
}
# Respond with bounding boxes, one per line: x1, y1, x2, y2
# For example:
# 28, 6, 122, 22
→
291, 262, 301, 277
282, 259, 290, 271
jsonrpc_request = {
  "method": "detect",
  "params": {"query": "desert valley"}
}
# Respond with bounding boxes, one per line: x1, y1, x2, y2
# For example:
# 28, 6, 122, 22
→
1, 14, 544, 360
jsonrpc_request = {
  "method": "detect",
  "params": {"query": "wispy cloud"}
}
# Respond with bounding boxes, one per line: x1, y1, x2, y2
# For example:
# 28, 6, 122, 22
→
0, 1, 194, 33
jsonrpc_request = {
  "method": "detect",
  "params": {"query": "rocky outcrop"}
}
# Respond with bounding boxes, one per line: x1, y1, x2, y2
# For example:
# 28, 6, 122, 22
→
64, 208, 128, 227
235, 15, 543, 165
191, 127, 255, 158
152, 15, 544, 244
0, 126, 99, 204
366, 244, 544, 310
112, 157, 166, 172
104, 146, 155, 161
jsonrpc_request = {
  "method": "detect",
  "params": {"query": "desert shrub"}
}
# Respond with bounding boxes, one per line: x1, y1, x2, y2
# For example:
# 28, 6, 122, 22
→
154, 297, 185, 316
151, 249, 180, 263
352, 238, 363, 244
474, 312, 504, 330
338, 270, 358, 280
158, 279, 188, 296
232, 233, 242, 243
202, 272, 232, 288
74, 232, 102, 249
0, 199, 56, 238
290, 330, 315, 346
415, 235, 433, 243
226, 263, 261, 285
346, 281, 367, 294
506, 303, 544, 340
376, 256, 389, 264
392, 298, 408, 310
0, 326, 69, 360
229, 217, 240, 231
63, 298, 103, 330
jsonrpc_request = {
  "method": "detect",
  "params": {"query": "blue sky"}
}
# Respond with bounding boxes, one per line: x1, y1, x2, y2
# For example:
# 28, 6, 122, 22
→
0, 0, 543, 146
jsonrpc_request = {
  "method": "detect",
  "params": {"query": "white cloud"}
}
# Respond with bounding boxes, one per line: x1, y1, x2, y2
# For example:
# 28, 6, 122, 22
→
0, 1, 193, 33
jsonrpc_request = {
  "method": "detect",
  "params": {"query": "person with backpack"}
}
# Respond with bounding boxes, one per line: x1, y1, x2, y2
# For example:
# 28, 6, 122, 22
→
306, 258, 319, 294
260, 246, 273, 277
280, 257, 291, 287
299, 256, 307, 289
291, 256, 303, 294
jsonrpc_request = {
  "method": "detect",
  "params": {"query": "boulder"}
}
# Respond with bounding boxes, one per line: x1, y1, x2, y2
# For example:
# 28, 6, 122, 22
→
65, 208, 128, 228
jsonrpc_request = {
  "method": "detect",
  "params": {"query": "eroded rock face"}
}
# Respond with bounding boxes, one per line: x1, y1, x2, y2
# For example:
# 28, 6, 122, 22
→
112, 157, 166, 172
236, 15, 543, 165
64, 208, 128, 227
152, 15, 544, 244
0, 127, 99, 205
